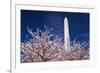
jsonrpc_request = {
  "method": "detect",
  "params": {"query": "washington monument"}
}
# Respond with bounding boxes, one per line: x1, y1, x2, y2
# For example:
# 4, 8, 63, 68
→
64, 17, 70, 51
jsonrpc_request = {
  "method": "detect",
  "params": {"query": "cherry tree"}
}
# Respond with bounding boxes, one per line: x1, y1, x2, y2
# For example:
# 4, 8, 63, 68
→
21, 27, 89, 63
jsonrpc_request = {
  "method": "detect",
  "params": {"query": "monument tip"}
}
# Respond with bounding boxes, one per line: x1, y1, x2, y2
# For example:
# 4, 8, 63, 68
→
64, 17, 68, 22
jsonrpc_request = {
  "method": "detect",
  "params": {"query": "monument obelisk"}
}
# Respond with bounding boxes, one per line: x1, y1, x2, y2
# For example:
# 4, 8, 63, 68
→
64, 17, 70, 51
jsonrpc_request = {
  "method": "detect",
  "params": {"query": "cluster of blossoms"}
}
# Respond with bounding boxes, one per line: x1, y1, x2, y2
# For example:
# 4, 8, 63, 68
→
21, 27, 89, 63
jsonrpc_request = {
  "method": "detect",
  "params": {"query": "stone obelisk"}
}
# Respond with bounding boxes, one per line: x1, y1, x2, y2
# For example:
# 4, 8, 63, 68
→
64, 17, 70, 51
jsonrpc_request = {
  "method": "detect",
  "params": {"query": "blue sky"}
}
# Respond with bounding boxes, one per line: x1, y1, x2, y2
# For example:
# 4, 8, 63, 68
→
21, 10, 89, 43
